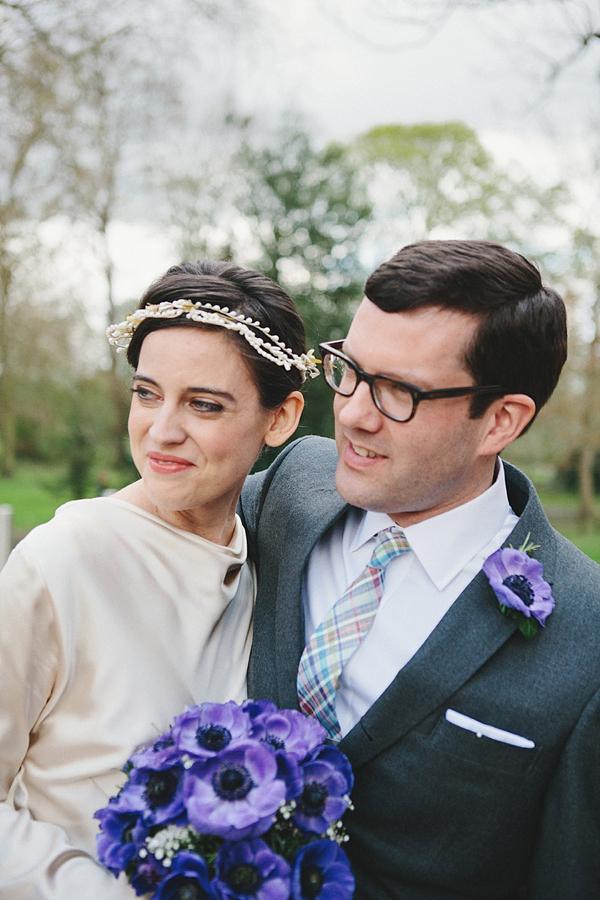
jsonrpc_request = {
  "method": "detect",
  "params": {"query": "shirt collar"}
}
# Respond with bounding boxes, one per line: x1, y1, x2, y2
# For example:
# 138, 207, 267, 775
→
353, 460, 515, 590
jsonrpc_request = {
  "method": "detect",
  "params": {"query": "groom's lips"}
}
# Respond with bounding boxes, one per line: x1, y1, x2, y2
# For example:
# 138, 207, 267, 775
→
349, 442, 381, 459
342, 439, 386, 467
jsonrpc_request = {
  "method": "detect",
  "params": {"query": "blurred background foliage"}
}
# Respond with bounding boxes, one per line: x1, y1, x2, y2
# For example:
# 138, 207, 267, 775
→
1, 0, 600, 553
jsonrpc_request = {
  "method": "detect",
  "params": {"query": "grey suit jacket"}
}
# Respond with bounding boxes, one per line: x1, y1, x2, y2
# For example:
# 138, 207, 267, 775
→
240, 436, 600, 900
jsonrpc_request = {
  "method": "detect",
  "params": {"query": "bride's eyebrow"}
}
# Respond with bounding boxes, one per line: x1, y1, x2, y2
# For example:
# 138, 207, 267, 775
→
185, 387, 236, 402
133, 374, 235, 402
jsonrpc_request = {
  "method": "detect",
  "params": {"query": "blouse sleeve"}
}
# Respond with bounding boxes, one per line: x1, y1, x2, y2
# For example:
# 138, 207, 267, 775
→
0, 546, 134, 898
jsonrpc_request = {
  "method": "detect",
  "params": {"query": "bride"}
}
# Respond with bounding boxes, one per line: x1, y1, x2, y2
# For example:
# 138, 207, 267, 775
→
0, 260, 314, 898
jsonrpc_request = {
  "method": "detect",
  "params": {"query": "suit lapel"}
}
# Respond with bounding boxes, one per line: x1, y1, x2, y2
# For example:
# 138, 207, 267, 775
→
273, 486, 348, 710
340, 570, 519, 765
341, 463, 558, 767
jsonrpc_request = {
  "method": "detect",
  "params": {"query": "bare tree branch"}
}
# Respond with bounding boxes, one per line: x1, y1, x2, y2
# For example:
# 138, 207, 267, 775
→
315, 0, 599, 76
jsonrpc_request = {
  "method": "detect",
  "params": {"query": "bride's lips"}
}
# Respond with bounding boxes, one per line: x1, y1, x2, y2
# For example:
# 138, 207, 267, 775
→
147, 452, 195, 473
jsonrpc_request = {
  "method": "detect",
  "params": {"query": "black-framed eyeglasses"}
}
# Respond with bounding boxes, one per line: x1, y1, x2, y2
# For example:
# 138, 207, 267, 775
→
319, 340, 506, 423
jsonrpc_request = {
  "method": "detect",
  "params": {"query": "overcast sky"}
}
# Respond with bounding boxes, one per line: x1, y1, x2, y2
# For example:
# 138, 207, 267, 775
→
105, 0, 599, 309
211, 0, 598, 157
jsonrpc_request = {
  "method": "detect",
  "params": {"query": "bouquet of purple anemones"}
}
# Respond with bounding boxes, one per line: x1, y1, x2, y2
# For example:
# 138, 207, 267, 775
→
94, 699, 355, 900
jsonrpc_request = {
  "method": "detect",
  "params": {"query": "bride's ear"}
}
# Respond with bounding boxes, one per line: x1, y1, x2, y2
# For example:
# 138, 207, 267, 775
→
264, 391, 305, 447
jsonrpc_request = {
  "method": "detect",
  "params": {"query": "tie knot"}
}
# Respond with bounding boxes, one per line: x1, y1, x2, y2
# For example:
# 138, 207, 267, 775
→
369, 527, 409, 569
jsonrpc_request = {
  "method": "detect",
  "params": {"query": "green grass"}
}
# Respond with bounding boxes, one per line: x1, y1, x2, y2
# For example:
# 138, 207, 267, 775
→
2, 462, 600, 564
546, 523, 600, 564
536, 489, 600, 563
0, 464, 72, 532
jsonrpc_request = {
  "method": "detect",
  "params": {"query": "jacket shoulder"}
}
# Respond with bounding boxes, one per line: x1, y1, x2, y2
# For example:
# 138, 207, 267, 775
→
241, 436, 336, 516
552, 528, 600, 611
240, 436, 340, 557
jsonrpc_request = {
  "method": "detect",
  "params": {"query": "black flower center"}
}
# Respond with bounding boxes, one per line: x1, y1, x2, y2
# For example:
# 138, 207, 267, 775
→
213, 763, 254, 801
153, 736, 174, 753
228, 863, 262, 892
503, 573, 535, 606
121, 819, 136, 844
262, 734, 285, 751
170, 878, 208, 900
144, 769, 179, 808
196, 724, 232, 752
299, 781, 327, 815
300, 863, 325, 899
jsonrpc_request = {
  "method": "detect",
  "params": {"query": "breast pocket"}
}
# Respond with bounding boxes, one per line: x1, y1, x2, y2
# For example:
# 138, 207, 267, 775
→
428, 712, 541, 777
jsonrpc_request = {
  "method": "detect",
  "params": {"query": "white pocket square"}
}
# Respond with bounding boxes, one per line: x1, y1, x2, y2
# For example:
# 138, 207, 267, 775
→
445, 709, 535, 748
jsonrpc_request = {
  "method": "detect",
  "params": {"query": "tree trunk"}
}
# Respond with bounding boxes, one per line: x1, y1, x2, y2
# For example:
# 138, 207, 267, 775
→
579, 442, 595, 530
0, 260, 16, 477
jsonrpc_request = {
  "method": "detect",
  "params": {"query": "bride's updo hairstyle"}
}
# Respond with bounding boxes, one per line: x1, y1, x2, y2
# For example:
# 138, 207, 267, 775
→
123, 261, 312, 410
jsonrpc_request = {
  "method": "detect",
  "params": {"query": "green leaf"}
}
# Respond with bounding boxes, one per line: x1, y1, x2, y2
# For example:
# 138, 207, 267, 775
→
517, 532, 541, 556
518, 618, 538, 639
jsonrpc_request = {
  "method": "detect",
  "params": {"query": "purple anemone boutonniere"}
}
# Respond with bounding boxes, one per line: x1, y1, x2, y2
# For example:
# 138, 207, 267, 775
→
483, 534, 555, 639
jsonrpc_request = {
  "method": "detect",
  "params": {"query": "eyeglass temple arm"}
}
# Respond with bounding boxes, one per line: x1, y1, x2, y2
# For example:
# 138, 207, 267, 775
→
416, 385, 505, 401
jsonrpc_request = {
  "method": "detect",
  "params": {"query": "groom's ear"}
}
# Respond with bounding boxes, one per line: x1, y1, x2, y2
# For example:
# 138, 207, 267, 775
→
478, 393, 536, 455
264, 391, 305, 447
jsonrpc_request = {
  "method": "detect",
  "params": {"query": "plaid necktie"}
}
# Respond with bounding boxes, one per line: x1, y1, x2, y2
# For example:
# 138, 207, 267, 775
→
297, 527, 410, 739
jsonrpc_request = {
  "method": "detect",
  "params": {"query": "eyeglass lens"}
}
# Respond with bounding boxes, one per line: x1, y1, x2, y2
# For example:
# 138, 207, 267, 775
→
324, 353, 414, 421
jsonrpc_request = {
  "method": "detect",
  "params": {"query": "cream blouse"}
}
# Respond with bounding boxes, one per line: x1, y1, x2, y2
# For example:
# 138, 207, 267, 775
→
0, 497, 255, 898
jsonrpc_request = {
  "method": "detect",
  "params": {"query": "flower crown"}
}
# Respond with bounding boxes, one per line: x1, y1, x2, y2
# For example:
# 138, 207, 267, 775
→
106, 299, 320, 381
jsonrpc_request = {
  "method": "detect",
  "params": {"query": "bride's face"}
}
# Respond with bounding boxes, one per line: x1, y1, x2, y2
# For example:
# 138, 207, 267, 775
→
128, 326, 276, 539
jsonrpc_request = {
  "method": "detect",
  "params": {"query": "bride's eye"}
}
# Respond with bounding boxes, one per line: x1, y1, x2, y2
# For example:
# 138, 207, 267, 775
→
190, 398, 224, 414
132, 386, 159, 401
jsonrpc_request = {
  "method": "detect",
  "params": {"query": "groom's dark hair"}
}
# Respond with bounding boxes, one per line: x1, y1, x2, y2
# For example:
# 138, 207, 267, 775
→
364, 239, 567, 426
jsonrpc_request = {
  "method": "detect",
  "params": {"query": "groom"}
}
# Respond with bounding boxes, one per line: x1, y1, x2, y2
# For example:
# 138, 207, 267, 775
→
240, 240, 600, 898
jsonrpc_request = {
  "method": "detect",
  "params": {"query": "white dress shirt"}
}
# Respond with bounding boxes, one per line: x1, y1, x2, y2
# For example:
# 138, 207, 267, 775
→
303, 461, 518, 737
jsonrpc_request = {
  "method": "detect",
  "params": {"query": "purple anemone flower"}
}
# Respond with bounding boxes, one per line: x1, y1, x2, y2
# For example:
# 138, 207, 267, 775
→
184, 742, 287, 840
172, 702, 252, 759
241, 699, 275, 722
245, 702, 327, 762
215, 838, 291, 900
294, 747, 353, 835
154, 852, 219, 900
130, 733, 180, 770
94, 800, 147, 875
483, 547, 555, 626
291, 841, 355, 900
126, 764, 187, 825
129, 854, 166, 896
270, 751, 303, 804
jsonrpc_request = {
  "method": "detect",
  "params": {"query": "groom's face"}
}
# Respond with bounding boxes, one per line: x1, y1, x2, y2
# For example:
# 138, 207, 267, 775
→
333, 298, 497, 527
